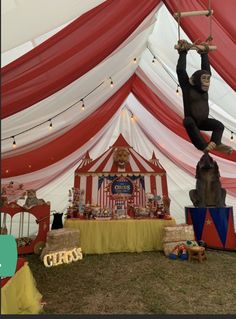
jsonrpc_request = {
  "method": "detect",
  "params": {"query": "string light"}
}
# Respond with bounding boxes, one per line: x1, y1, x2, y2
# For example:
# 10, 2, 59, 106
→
81, 99, 85, 110
231, 131, 234, 141
148, 46, 179, 86
109, 77, 114, 88
2, 71, 117, 149
3, 54, 234, 149
176, 85, 180, 95
49, 119, 53, 130
2, 79, 105, 148
126, 108, 134, 121
12, 136, 16, 148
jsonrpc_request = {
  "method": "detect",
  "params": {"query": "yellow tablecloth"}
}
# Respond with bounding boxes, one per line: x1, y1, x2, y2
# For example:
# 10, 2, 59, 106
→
1, 262, 42, 314
64, 218, 176, 254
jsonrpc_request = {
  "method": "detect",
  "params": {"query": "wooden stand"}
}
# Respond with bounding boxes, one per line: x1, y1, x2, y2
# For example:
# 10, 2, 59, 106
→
188, 246, 207, 263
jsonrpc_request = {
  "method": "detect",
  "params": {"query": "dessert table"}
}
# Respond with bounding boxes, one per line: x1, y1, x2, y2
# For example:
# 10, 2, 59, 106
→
64, 218, 176, 254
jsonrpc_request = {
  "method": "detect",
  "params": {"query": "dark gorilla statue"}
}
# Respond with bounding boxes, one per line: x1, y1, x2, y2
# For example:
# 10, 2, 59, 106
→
176, 40, 233, 155
189, 152, 226, 207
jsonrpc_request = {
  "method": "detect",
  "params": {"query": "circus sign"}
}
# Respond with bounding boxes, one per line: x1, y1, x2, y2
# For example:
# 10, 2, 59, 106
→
111, 177, 134, 198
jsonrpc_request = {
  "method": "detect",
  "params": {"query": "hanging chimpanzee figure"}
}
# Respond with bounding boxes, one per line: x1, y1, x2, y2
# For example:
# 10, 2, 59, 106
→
176, 40, 233, 155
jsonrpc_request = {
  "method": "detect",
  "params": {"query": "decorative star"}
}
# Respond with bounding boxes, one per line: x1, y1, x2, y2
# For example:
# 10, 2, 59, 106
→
206, 219, 212, 225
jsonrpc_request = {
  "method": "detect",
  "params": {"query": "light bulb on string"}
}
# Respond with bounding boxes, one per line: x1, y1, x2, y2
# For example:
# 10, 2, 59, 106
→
130, 112, 134, 121
176, 85, 180, 95
49, 119, 53, 130
81, 99, 85, 110
152, 56, 156, 63
230, 131, 234, 141
133, 57, 137, 64
12, 136, 16, 148
109, 77, 114, 88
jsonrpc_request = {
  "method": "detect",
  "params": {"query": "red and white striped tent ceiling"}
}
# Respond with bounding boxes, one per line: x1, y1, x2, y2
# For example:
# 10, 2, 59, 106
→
1, 0, 236, 224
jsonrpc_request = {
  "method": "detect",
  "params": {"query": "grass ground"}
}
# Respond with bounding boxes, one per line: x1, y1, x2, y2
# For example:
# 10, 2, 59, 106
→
25, 249, 236, 315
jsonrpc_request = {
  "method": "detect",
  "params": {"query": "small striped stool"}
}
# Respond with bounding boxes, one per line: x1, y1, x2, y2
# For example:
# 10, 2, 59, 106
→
188, 246, 207, 263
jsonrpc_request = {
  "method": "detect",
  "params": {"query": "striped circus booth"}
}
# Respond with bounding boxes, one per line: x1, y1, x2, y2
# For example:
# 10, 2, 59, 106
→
74, 134, 168, 213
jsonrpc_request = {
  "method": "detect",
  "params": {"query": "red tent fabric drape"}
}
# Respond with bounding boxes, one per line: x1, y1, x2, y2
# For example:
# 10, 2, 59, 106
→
1, 0, 160, 119
198, 0, 236, 45
163, 0, 236, 91
131, 75, 236, 162
1, 76, 134, 177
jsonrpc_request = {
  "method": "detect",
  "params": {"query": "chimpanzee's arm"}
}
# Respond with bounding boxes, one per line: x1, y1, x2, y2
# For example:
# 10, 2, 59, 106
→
176, 51, 189, 88
201, 53, 211, 75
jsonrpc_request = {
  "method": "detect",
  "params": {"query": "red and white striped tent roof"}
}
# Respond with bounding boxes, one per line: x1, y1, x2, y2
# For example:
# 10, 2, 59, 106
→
75, 134, 165, 176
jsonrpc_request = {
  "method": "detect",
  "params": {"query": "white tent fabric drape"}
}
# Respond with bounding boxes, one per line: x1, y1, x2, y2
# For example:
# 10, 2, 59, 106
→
1, 0, 106, 53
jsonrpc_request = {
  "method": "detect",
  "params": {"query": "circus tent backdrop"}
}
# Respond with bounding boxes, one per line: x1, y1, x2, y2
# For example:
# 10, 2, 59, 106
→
74, 134, 168, 209
1, 0, 236, 229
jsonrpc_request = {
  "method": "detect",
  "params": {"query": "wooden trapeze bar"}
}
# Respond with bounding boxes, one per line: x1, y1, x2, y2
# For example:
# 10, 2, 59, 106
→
174, 44, 217, 51
174, 10, 213, 18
